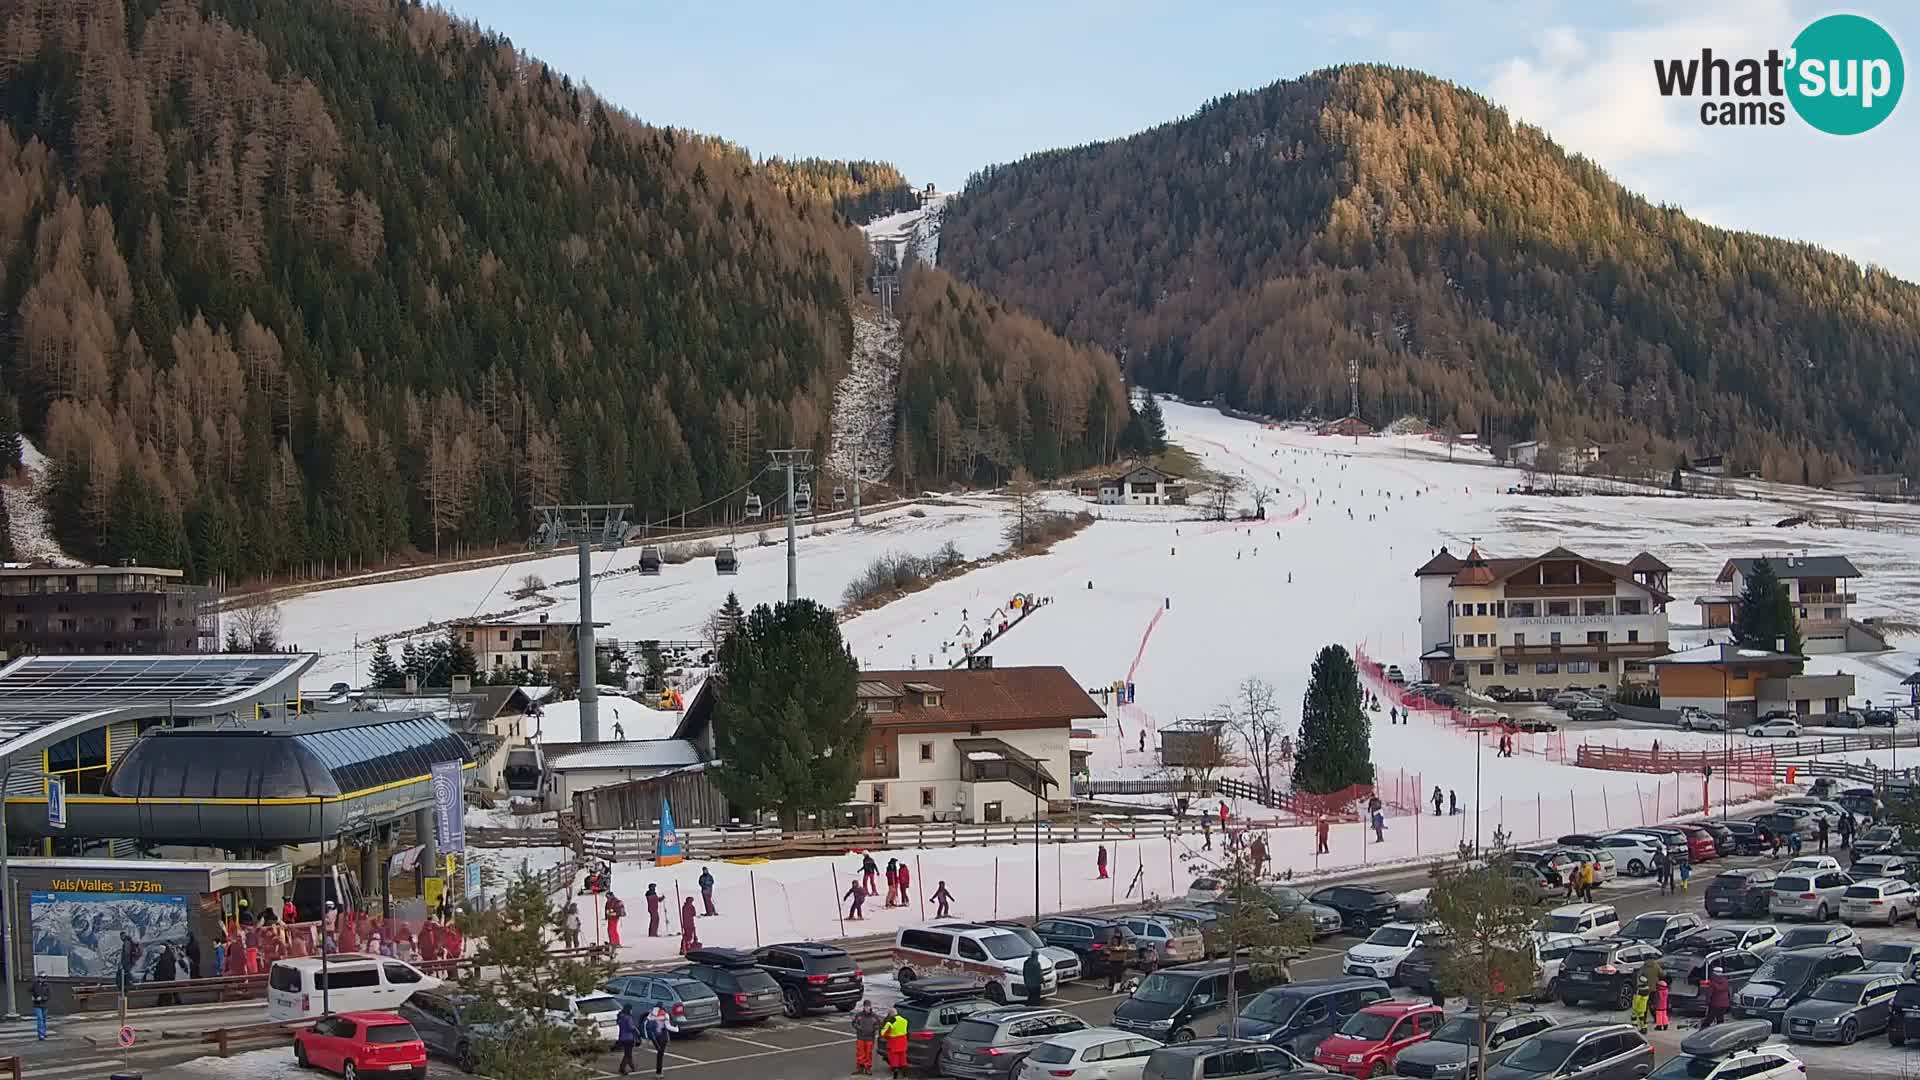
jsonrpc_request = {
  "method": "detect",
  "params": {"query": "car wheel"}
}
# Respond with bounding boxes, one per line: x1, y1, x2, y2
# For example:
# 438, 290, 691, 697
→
1627, 859, 1646, 876
1817, 903, 1830, 921
294, 1041, 309, 1069
343, 1064, 359, 1080
1616, 982, 1634, 1010
1893, 1024, 1907, 1046
455, 1042, 476, 1074
1561, 990, 1581, 1007
897, 966, 916, 984
1172, 1028, 1196, 1044
1368, 1063, 1391, 1078
986, 982, 1007, 1005
783, 986, 805, 1019
1841, 1019, 1859, 1045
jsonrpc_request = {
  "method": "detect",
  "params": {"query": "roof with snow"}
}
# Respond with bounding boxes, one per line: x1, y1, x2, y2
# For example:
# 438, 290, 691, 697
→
1648, 643, 1806, 667
1718, 556, 1861, 582
358, 684, 535, 726
854, 666, 1106, 727
535, 695, 682, 744
542, 738, 701, 773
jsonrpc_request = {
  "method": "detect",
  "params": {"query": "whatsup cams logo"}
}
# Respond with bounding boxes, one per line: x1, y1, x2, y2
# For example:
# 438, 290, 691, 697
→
1652, 13, 1904, 133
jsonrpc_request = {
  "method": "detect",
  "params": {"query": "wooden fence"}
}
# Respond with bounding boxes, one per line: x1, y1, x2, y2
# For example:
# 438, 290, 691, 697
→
580, 819, 1199, 863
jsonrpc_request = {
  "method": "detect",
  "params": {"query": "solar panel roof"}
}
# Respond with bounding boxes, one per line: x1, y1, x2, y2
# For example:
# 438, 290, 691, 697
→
0, 653, 313, 757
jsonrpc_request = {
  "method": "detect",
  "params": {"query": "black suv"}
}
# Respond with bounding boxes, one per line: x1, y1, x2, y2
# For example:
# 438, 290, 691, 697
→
1307, 884, 1400, 932
752, 942, 863, 1017
1558, 940, 1664, 1009
1889, 980, 1920, 1045
1715, 821, 1775, 856
894, 977, 999, 1072
1484, 1021, 1652, 1080
1706, 869, 1778, 918
1030, 915, 1132, 965
1394, 930, 1457, 996
1663, 946, 1764, 1017
671, 948, 783, 1024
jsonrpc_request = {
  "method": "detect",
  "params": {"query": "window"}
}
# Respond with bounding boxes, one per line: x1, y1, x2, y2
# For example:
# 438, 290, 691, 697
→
1480, 663, 1494, 676
924, 693, 943, 708
1476, 603, 1488, 616
1536, 662, 1559, 675
1568, 661, 1592, 674
315, 967, 380, 990
1503, 663, 1520, 676
1460, 634, 1472, 647
1618, 598, 1643, 615
1586, 630, 1608, 644
498, 630, 509, 642
1582, 600, 1609, 616
1549, 632, 1562, 645
872, 784, 886, 802
957, 938, 988, 962
1825, 698, 1840, 713
1476, 634, 1490, 647
384, 963, 422, 984
1824, 607, 1840, 620
873, 745, 887, 766
919, 742, 934, 762
1509, 601, 1536, 617
1548, 601, 1572, 616
920, 787, 935, 808
1513, 632, 1526, 646
1495, 602, 1506, 617
1597, 660, 1611, 673
1627, 630, 1640, 643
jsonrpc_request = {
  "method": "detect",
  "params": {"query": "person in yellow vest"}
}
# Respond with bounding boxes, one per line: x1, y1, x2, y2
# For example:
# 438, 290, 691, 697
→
880, 1007, 909, 1078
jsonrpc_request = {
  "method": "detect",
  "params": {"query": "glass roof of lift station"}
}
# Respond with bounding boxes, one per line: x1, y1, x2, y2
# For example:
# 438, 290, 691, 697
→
107, 715, 471, 800
0, 653, 312, 758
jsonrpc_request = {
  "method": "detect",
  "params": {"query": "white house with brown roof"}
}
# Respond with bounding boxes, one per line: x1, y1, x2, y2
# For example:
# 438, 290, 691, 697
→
1696, 555, 1880, 654
1412, 545, 1672, 692
1096, 466, 1180, 506
852, 663, 1105, 823
454, 612, 609, 673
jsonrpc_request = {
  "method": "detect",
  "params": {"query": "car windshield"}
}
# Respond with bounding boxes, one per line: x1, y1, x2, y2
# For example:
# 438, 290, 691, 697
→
1545, 914, 1584, 933
1621, 915, 1668, 940
1241, 993, 1300, 1025
1865, 828, 1898, 842
1430, 1017, 1479, 1045
1028, 1044, 1075, 1065
1338, 1012, 1396, 1040
1864, 943, 1914, 963
948, 1020, 1001, 1044
1566, 948, 1612, 970
1779, 928, 1832, 948
1365, 926, 1416, 948
979, 934, 1031, 961
1497, 1038, 1569, 1073
997, 926, 1044, 948
1266, 887, 1305, 908
1752, 955, 1815, 985
578, 997, 621, 1016
1133, 973, 1198, 1005
1813, 981, 1865, 1003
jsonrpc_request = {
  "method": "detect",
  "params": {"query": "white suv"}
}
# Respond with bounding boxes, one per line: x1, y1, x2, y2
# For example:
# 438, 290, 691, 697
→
1678, 707, 1726, 732
1343, 922, 1432, 983
1543, 903, 1621, 943
1770, 870, 1853, 922
1594, 834, 1662, 877
1840, 878, 1918, 926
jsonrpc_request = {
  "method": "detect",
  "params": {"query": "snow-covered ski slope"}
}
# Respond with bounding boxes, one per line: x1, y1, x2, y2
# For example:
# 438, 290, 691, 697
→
863, 193, 945, 268
280, 500, 1012, 687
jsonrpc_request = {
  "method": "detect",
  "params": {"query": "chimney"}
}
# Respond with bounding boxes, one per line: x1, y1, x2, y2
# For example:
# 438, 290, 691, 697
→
540, 612, 549, 623
404, 674, 419, 694
1775, 637, 1786, 653
452, 674, 472, 694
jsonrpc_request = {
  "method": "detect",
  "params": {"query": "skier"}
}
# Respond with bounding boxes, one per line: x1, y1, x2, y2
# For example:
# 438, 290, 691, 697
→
613, 720, 626, 740
1138, 730, 1146, 753
931, 881, 955, 918
862, 853, 880, 897
677, 896, 698, 955
1431, 786, 1444, 816
1371, 810, 1386, 842
605, 891, 625, 947
1448, 790, 1458, 816
884, 860, 900, 908
644, 884, 663, 937
699, 866, 718, 915
844, 877, 867, 920
1097, 845, 1109, 879
897, 861, 911, 905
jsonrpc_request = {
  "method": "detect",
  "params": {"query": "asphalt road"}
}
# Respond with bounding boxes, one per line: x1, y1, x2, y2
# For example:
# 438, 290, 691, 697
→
31, 851, 1912, 1080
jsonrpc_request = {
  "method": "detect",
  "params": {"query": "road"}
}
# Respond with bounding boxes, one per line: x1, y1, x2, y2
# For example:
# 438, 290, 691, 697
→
27, 851, 1908, 1080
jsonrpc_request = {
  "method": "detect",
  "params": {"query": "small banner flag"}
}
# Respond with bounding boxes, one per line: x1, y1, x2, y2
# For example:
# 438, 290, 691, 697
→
657, 797, 684, 867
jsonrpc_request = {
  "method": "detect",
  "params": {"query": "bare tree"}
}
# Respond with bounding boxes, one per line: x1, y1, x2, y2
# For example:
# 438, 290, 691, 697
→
1227, 677, 1288, 803
1004, 467, 1045, 548
1251, 485, 1270, 519
1441, 422, 1460, 462
223, 600, 283, 652
1536, 445, 1565, 493
1207, 473, 1243, 522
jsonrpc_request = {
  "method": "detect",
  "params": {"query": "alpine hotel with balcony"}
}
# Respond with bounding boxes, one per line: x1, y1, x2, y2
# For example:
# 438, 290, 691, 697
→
1415, 545, 1672, 693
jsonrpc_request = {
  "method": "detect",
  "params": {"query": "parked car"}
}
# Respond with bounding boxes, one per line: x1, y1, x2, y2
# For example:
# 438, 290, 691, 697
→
1715, 821, 1776, 856
1733, 945, 1866, 1031
1342, 922, 1433, 984
1550, 691, 1599, 711
1141, 1039, 1312, 1080
1310, 1001, 1444, 1078
1031, 916, 1133, 968
542, 991, 622, 1048
1186, 877, 1228, 904
1558, 940, 1666, 1008
1768, 870, 1853, 922
1706, 869, 1778, 918
1678, 708, 1726, 732
1759, 708, 1797, 722
1533, 933, 1587, 1001
1485, 684, 1515, 701
1774, 924, 1860, 952
598, 971, 724, 1034
894, 923, 1057, 1004
1695, 822, 1737, 856
1256, 885, 1347, 938
1775, 798, 1848, 825
1839, 878, 1918, 925
670, 948, 784, 1024
1864, 707, 1898, 726
1673, 825, 1719, 862
1622, 826, 1692, 862
1890, 981, 1920, 1045
1852, 825, 1903, 857
1846, 852, 1910, 881
1483, 1020, 1652, 1080
1392, 1008, 1558, 1079
1506, 861, 1558, 904
894, 978, 1000, 1072
1384, 666, 1406, 685
1117, 915, 1207, 965
1543, 903, 1621, 943
1308, 884, 1401, 932
1390, 931, 1454, 997
1593, 834, 1661, 876
1662, 925, 1778, 957
1836, 789, 1882, 821
752, 941, 864, 1016
1111, 959, 1287, 1043
1569, 700, 1613, 722
1820, 708, 1869, 729
1782, 972, 1901, 1044
1750, 808, 1816, 837
292, 1011, 428, 1080
1223, 977, 1392, 1058
1646, 1020, 1803, 1080
1747, 718, 1802, 738
939, 1007, 1092, 1080
395, 991, 497, 1072
1016, 1027, 1164, 1080
1663, 947, 1764, 1018
1617, 910, 1706, 948
1862, 941, 1920, 979
982, 922, 1084, 983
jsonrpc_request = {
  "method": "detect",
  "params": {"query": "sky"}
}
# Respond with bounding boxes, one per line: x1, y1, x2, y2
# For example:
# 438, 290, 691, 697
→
442, 1, 1919, 281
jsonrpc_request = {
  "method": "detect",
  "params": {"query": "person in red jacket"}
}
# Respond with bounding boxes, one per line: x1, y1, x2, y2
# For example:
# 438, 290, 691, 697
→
605, 891, 626, 948
678, 896, 699, 954
1315, 817, 1331, 855
896, 862, 911, 905
645, 884, 664, 937
282, 898, 298, 924
1097, 845, 1109, 879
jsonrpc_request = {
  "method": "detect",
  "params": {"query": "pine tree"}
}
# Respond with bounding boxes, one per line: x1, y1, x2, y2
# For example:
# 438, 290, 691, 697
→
708, 599, 868, 821
1294, 644, 1373, 793
0, 394, 21, 473
719, 592, 745, 640
460, 869, 613, 1078
1731, 558, 1803, 657
1139, 394, 1168, 452
638, 640, 666, 694
400, 640, 424, 686
368, 644, 402, 689
445, 629, 479, 678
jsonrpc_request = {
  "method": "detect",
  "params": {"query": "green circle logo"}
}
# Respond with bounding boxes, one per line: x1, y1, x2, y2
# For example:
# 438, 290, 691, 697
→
1787, 14, 1904, 135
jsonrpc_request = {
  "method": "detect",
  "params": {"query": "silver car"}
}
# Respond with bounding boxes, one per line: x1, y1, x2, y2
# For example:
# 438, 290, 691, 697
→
1782, 973, 1901, 1044
1769, 870, 1852, 922
1839, 879, 1918, 926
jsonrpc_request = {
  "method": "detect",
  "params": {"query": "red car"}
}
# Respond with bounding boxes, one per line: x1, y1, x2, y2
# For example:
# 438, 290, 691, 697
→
293, 1010, 428, 1080
1677, 824, 1720, 862
1311, 1001, 1444, 1077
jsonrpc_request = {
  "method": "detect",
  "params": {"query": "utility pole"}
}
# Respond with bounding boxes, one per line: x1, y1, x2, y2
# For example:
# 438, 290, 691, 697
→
530, 503, 631, 744
576, 538, 597, 742
851, 441, 861, 527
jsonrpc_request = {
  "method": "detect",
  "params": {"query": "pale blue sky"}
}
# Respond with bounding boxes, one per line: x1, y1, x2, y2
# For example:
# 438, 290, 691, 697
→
445, 1, 1919, 280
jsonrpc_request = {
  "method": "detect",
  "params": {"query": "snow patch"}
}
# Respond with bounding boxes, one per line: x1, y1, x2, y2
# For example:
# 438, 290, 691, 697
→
863, 194, 946, 268
830, 308, 901, 484
2, 437, 81, 565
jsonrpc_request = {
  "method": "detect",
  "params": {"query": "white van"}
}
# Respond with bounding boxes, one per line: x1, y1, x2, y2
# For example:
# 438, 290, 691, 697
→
893, 924, 1056, 1004
1543, 903, 1621, 943
266, 954, 439, 1020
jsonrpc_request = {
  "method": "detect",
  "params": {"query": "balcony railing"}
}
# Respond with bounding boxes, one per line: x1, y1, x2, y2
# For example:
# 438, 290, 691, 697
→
1502, 583, 1618, 598
1498, 641, 1668, 659
1796, 592, 1857, 605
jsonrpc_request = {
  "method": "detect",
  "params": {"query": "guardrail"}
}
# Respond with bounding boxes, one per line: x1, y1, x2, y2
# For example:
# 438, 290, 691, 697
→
580, 819, 1203, 863
204, 1019, 317, 1058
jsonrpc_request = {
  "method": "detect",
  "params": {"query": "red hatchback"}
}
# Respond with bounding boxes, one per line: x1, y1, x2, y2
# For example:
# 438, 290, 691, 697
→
1311, 1001, 1444, 1077
293, 1011, 428, 1079
1677, 824, 1720, 862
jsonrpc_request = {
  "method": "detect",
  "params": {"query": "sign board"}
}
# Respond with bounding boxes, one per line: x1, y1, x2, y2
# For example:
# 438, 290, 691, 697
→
423, 876, 445, 911
466, 855, 482, 897
431, 760, 466, 855
118, 1025, 136, 1048
46, 776, 65, 830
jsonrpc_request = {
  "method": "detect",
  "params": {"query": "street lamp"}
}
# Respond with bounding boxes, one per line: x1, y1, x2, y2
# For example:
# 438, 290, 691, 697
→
1474, 729, 1486, 856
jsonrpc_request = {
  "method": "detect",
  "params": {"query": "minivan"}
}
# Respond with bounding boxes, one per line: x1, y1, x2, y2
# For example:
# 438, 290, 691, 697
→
1218, 976, 1390, 1057
266, 954, 439, 1020
1542, 903, 1619, 942
895, 924, 1055, 1004
1110, 959, 1287, 1043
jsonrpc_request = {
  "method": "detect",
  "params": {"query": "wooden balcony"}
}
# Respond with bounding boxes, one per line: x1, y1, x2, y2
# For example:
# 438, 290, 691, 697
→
1498, 641, 1668, 660
1502, 583, 1619, 599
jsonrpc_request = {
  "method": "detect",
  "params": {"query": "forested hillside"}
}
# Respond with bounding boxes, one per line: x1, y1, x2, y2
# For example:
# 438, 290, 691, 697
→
941, 65, 1920, 482
753, 157, 919, 224
0, 0, 879, 582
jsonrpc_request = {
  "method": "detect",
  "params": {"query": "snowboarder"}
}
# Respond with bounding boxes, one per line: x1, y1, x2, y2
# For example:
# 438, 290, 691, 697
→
1097, 845, 1109, 879
677, 896, 698, 954
845, 878, 867, 920
699, 867, 718, 915
645, 884, 663, 937
605, 891, 625, 947
897, 861, 911, 905
932, 881, 955, 918
1431, 786, 1444, 816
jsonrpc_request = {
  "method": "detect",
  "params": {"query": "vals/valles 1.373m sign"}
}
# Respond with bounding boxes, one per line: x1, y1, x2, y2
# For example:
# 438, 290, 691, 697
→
1653, 13, 1904, 134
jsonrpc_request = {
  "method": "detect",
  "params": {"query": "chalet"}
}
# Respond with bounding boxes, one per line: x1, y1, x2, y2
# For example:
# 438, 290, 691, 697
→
1648, 642, 1855, 722
1318, 416, 1373, 438
1696, 555, 1881, 653
1097, 466, 1180, 506
453, 613, 609, 673
1509, 441, 1602, 470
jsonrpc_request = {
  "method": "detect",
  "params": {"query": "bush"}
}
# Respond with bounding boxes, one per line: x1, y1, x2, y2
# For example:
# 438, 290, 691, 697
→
908, 508, 927, 518
1007, 510, 1092, 549
842, 543, 967, 606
